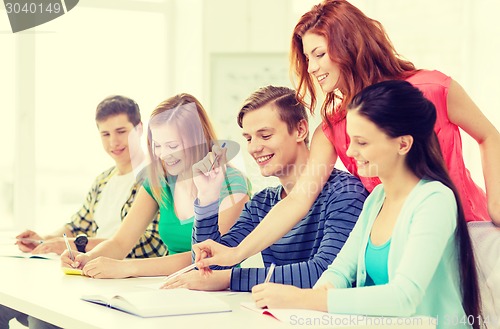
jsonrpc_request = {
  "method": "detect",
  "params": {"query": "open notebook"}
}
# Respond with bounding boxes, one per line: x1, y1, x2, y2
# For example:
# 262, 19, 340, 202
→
0, 245, 59, 260
241, 301, 337, 325
81, 288, 231, 318
241, 302, 436, 328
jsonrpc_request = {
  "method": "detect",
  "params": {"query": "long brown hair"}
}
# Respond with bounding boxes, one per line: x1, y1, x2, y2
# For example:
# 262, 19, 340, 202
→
291, 0, 416, 124
147, 93, 218, 206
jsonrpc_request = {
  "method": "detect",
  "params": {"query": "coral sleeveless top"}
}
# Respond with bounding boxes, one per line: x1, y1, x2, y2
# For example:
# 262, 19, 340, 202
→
322, 70, 489, 222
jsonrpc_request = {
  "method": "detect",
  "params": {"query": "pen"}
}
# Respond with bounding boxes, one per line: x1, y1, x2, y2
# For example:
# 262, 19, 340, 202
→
163, 263, 197, 282
208, 142, 226, 172
62, 233, 75, 262
264, 263, 276, 283
17, 238, 44, 245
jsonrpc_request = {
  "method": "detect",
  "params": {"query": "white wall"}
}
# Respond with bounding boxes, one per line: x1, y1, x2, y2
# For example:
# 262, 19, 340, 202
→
202, 0, 500, 192
0, 0, 499, 231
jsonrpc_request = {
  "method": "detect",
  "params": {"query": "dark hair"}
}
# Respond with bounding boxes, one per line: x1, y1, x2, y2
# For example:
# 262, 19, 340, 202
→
348, 80, 481, 327
237, 85, 310, 144
291, 0, 416, 124
95, 95, 141, 126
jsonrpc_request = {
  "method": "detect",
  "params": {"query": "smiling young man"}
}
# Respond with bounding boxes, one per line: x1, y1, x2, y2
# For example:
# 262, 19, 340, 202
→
15, 95, 165, 257
163, 86, 368, 292
2, 96, 167, 329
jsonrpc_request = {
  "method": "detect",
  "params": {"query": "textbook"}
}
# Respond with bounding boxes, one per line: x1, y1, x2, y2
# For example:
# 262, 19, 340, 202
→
81, 288, 232, 318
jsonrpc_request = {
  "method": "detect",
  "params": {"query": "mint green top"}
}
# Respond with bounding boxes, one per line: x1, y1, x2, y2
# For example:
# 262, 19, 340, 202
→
315, 180, 469, 328
364, 237, 390, 286
143, 167, 249, 255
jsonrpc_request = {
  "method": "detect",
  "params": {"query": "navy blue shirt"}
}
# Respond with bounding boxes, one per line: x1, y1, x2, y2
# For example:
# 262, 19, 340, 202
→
193, 169, 368, 291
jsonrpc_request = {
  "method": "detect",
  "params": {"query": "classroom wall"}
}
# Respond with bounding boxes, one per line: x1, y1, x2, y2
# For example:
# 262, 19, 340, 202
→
0, 0, 499, 231
202, 0, 500, 193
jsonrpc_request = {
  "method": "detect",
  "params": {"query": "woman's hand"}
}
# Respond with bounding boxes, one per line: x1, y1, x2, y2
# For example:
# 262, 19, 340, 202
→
192, 239, 241, 274
61, 249, 88, 270
15, 230, 43, 252
82, 257, 132, 279
161, 269, 231, 291
192, 145, 227, 206
252, 283, 304, 309
31, 238, 66, 255
252, 283, 328, 311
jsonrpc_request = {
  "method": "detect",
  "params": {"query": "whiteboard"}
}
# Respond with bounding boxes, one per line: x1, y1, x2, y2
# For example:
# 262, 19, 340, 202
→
210, 53, 291, 191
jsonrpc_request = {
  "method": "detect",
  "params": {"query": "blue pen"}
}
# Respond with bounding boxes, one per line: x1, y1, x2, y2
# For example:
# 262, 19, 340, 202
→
208, 142, 226, 172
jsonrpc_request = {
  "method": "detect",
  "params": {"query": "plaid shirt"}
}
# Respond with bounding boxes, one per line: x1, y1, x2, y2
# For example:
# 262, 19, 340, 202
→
65, 166, 167, 258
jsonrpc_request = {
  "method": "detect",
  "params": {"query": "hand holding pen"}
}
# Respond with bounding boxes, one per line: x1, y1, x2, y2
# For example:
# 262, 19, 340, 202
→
192, 142, 227, 175
208, 142, 226, 172
192, 142, 227, 206
63, 233, 75, 261
252, 263, 314, 310
60, 233, 87, 269
15, 230, 44, 252
264, 263, 276, 284
159, 263, 197, 289
249, 263, 278, 309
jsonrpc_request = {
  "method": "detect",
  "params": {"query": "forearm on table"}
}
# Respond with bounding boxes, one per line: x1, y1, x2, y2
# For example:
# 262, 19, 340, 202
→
85, 237, 132, 260
128, 252, 192, 277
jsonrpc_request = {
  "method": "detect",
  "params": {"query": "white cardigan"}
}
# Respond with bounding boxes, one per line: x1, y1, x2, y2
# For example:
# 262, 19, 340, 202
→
315, 180, 470, 329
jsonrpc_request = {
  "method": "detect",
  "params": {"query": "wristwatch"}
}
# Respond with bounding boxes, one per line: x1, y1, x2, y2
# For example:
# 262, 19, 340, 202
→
74, 234, 88, 253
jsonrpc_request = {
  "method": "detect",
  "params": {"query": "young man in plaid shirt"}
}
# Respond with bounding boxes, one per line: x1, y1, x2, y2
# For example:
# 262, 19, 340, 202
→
1, 96, 166, 328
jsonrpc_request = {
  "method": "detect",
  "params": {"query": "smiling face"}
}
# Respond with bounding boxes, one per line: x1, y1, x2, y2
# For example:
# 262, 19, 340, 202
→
97, 113, 142, 170
150, 123, 188, 176
242, 104, 303, 179
302, 31, 341, 93
346, 110, 402, 180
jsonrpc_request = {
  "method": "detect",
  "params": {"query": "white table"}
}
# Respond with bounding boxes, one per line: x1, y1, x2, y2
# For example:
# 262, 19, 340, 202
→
0, 256, 435, 329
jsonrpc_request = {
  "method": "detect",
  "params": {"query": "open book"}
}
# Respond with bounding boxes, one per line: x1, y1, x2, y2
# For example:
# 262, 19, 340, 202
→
0, 246, 59, 260
241, 302, 436, 328
81, 288, 231, 318
241, 301, 335, 325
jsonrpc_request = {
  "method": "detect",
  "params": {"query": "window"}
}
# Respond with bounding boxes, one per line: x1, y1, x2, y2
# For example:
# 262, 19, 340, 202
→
4, 1, 169, 232
0, 17, 15, 230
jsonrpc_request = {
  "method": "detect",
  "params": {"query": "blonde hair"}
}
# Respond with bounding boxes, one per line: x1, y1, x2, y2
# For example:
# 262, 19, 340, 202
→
147, 93, 218, 206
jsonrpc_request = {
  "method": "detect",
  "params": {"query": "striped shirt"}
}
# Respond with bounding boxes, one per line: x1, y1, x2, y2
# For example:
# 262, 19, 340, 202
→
193, 169, 368, 291
65, 166, 167, 258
